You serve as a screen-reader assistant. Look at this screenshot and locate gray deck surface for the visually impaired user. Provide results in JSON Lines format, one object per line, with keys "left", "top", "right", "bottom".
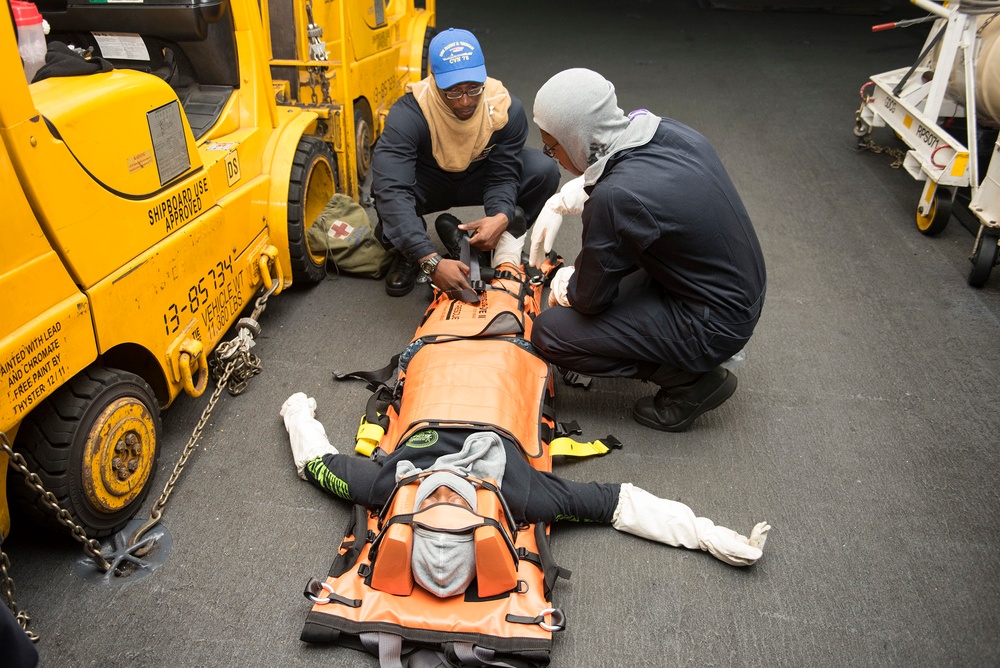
{"left": 5, "top": 1, "right": 1000, "bottom": 666}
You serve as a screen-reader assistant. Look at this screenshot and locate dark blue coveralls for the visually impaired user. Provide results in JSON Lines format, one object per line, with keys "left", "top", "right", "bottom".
{"left": 371, "top": 92, "right": 560, "bottom": 263}
{"left": 531, "top": 118, "right": 766, "bottom": 392}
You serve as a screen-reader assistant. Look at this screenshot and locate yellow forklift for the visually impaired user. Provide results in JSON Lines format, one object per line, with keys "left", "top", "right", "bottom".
{"left": 0, "top": 0, "right": 435, "bottom": 555}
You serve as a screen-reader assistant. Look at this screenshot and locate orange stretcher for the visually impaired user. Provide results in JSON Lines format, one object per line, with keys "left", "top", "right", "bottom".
{"left": 301, "top": 257, "right": 575, "bottom": 667}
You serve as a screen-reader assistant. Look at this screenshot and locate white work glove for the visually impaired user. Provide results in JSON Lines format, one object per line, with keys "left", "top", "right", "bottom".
{"left": 547, "top": 266, "right": 575, "bottom": 308}
{"left": 612, "top": 483, "right": 771, "bottom": 567}
{"left": 492, "top": 231, "right": 525, "bottom": 268}
{"left": 280, "top": 392, "right": 338, "bottom": 480}
{"left": 529, "top": 176, "right": 588, "bottom": 267}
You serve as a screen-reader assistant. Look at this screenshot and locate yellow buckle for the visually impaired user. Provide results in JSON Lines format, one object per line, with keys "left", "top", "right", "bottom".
{"left": 355, "top": 415, "right": 384, "bottom": 456}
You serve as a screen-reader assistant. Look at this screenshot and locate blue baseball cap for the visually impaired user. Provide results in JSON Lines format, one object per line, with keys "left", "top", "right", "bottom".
{"left": 429, "top": 28, "right": 487, "bottom": 90}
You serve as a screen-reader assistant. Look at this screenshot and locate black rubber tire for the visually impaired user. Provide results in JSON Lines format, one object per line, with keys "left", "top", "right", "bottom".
{"left": 287, "top": 135, "right": 338, "bottom": 284}
{"left": 421, "top": 25, "right": 437, "bottom": 79}
{"left": 10, "top": 367, "right": 161, "bottom": 538}
{"left": 916, "top": 188, "right": 953, "bottom": 236}
{"left": 354, "top": 98, "right": 374, "bottom": 184}
{"left": 968, "top": 231, "right": 999, "bottom": 288}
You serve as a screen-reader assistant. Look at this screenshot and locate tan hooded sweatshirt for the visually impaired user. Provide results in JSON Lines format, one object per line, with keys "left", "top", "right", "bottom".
{"left": 406, "top": 75, "right": 511, "bottom": 172}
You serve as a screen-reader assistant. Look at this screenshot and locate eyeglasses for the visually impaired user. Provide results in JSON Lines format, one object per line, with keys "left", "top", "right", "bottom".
{"left": 443, "top": 84, "right": 485, "bottom": 100}
{"left": 542, "top": 140, "right": 558, "bottom": 158}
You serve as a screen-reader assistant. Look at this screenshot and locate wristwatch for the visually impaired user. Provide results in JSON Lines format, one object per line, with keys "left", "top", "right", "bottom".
{"left": 420, "top": 253, "right": 443, "bottom": 276}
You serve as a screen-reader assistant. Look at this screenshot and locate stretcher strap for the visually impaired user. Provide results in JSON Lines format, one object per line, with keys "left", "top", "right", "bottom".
{"left": 330, "top": 505, "right": 370, "bottom": 577}
{"left": 333, "top": 354, "right": 400, "bottom": 386}
{"left": 548, "top": 435, "right": 622, "bottom": 458}
{"left": 360, "top": 631, "right": 403, "bottom": 668}
{"left": 452, "top": 642, "right": 521, "bottom": 667}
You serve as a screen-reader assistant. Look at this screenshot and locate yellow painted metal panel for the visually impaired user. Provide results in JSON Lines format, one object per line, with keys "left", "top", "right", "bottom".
{"left": 30, "top": 71, "right": 200, "bottom": 195}
{"left": 88, "top": 182, "right": 272, "bottom": 405}
{"left": 0, "top": 134, "right": 97, "bottom": 435}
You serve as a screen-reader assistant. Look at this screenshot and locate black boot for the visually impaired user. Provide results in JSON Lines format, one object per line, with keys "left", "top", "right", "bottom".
{"left": 384, "top": 252, "right": 419, "bottom": 297}
{"left": 632, "top": 367, "right": 737, "bottom": 432}
{"left": 435, "top": 213, "right": 465, "bottom": 260}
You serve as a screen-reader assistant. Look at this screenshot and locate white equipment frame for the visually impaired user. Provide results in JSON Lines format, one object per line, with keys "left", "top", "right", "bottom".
{"left": 856, "top": 0, "right": 1000, "bottom": 287}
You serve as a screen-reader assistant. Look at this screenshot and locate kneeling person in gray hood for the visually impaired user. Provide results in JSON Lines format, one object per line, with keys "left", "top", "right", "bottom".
{"left": 530, "top": 68, "right": 767, "bottom": 433}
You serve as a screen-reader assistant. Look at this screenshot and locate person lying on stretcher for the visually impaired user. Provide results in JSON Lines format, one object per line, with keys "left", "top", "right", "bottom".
{"left": 280, "top": 393, "right": 771, "bottom": 598}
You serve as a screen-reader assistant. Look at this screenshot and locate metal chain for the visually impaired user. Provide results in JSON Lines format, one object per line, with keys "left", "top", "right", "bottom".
{"left": 126, "top": 359, "right": 236, "bottom": 550}
{"left": 855, "top": 101, "right": 906, "bottom": 168}
{"left": 1, "top": 548, "right": 38, "bottom": 642}
{"left": 1, "top": 433, "right": 111, "bottom": 572}
{"left": 128, "top": 280, "right": 278, "bottom": 550}
{"left": 976, "top": 12, "right": 1000, "bottom": 36}
{"left": 305, "top": 0, "right": 333, "bottom": 105}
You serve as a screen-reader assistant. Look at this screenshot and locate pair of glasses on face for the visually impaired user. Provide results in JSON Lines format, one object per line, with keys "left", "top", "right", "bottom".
{"left": 444, "top": 84, "right": 485, "bottom": 100}
{"left": 542, "top": 140, "right": 558, "bottom": 158}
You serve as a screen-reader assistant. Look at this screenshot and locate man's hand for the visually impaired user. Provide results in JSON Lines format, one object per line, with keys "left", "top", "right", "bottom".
{"left": 430, "top": 258, "right": 472, "bottom": 293}
{"left": 459, "top": 213, "right": 508, "bottom": 250}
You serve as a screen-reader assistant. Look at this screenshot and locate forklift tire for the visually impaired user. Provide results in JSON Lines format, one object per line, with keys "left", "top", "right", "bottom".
{"left": 916, "top": 188, "right": 953, "bottom": 236}
{"left": 10, "top": 367, "right": 161, "bottom": 538}
{"left": 421, "top": 26, "right": 437, "bottom": 79}
{"left": 288, "top": 135, "right": 338, "bottom": 284}
{"left": 968, "top": 230, "right": 999, "bottom": 288}
{"left": 355, "top": 98, "right": 374, "bottom": 184}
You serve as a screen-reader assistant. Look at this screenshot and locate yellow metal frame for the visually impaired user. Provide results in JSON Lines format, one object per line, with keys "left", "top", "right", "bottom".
{"left": 0, "top": 0, "right": 432, "bottom": 540}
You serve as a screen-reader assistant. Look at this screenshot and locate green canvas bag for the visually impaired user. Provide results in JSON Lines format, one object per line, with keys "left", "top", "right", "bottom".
{"left": 307, "top": 194, "right": 394, "bottom": 279}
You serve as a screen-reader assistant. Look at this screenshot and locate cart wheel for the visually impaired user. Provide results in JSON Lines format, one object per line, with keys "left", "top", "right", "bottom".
{"left": 968, "top": 230, "right": 999, "bottom": 288}
{"left": 916, "top": 189, "right": 953, "bottom": 236}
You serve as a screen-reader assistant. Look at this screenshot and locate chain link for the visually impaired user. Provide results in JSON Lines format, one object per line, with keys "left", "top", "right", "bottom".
{"left": 1, "top": 433, "right": 111, "bottom": 572}
{"left": 128, "top": 280, "right": 277, "bottom": 550}
{"left": 1, "top": 548, "right": 38, "bottom": 642}
{"left": 977, "top": 12, "right": 1000, "bottom": 36}
{"left": 305, "top": 0, "right": 333, "bottom": 106}
{"left": 855, "top": 102, "right": 906, "bottom": 168}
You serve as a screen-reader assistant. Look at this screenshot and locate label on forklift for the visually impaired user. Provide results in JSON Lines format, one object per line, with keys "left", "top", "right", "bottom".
{"left": 147, "top": 101, "right": 190, "bottom": 186}
{"left": 128, "top": 150, "right": 154, "bottom": 174}
{"left": 92, "top": 32, "right": 148, "bottom": 60}
{"left": 147, "top": 176, "right": 210, "bottom": 232}
{"left": 162, "top": 252, "right": 248, "bottom": 343}
{"left": 205, "top": 142, "right": 237, "bottom": 151}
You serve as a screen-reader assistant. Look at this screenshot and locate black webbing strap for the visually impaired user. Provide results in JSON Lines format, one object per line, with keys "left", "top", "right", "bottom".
{"left": 302, "top": 577, "right": 362, "bottom": 608}
{"left": 364, "top": 387, "right": 390, "bottom": 430}
{"left": 533, "top": 523, "right": 571, "bottom": 599}
{"left": 330, "top": 504, "right": 370, "bottom": 577}
{"left": 332, "top": 353, "right": 400, "bottom": 387}
{"left": 453, "top": 235, "right": 482, "bottom": 304}
{"left": 515, "top": 547, "right": 541, "bottom": 569}
{"left": 360, "top": 631, "right": 404, "bottom": 668}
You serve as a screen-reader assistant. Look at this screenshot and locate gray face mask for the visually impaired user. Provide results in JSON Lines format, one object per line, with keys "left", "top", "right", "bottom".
{"left": 410, "top": 473, "right": 479, "bottom": 598}
{"left": 410, "top": 525, "right": 477, "bottom": 598}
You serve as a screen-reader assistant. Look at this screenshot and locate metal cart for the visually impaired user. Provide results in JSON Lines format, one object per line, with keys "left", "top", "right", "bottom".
{"left": 855, "top": 0, "right": 1000, "bottom": 287}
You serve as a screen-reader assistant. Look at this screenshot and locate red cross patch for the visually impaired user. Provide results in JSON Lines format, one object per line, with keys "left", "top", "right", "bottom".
{"left": 327, "top": 220, "right": 354, "bottom": 239}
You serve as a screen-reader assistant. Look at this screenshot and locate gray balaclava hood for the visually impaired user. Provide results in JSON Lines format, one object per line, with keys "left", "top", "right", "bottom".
{"left": 396, "top": 431, "right": 507, "bottom": 598}
{"left": 532, "top": 68, "right": 661, "bottom": 185}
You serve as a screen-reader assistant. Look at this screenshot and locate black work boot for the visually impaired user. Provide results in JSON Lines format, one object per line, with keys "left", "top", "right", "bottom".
{"left": 384, "top": 252, "right": 419, "bottom": 297}
{"left": 435, "top": 213, "right": 465, "bottom": 260}
{"left": 632, "top": 367, "right": 737, "bottom": 432}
